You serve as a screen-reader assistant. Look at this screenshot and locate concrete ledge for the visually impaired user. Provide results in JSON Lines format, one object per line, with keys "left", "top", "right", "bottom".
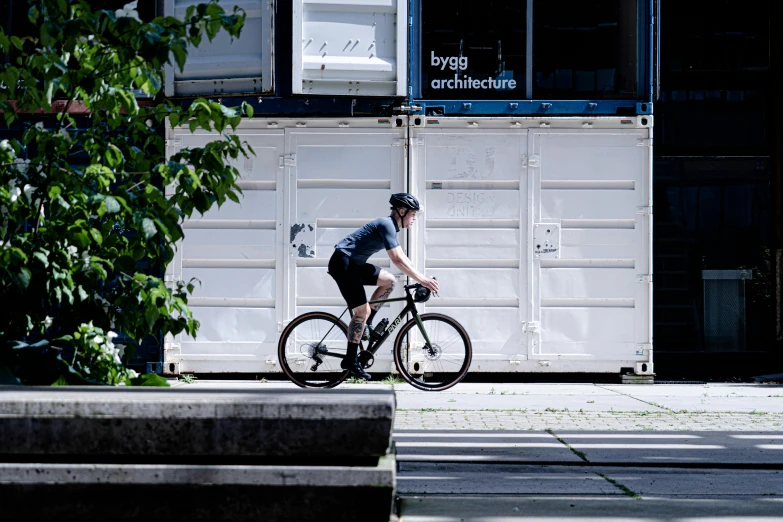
{"left": 0, "top": 456, "right": 395, "bottom": 522}
{"left": 0, "top": 387, "right": 395, "bottom": 459}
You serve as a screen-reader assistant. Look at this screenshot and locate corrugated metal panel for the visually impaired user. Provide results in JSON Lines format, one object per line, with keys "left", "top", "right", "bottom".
{"left": 164, "top": 0, "right": 274, "bottom": 96}
{"left": 410, "top": 119, "right": 529, "bottom": 372}
{"left": 292, "top": 0, "right": 407, "bottom": 96}
{"left": 410, "top": 116, "right": 653, "bottom": 373}
{"left": 285, "top": 121, "right": 408, "bottom": 371}
{"left": 165, "top": 119, "right": 406, "bottom": 374}
{"left": 530, "top": 126, "right": 651, "bottom": 371}
{"left": 164, "top": 126, "right": 285, "bottom": 373}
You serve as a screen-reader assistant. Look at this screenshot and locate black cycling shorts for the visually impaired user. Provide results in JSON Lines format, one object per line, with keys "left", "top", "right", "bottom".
{"left": 328, "top": 250, "right": 381, "bottom": 309}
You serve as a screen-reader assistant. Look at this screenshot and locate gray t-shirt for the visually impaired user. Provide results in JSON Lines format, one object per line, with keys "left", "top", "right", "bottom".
{"left": 335, "top": 216, "right": 400, "bottom": 265}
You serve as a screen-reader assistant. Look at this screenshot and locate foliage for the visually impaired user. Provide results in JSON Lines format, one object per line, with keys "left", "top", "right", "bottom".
{"left": 0, "top": 0, "right": 254, "bottom": 385}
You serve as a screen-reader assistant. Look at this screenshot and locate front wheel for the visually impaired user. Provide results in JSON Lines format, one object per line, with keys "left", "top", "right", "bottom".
{"left": 278, "top": 312, "right": 350, "bottom": 388}
{"left": 393, "top": 313, "right": 472, "bottom": 391}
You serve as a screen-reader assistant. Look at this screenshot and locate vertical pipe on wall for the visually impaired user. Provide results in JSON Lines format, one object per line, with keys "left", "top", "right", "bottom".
{"left": 526, "top": 0, "right": 533, "bottom": 99}
{"left": 773, "top": 0, "right": 783, "bottom": 342}
{"left": 654, "top": 0, "right": 660, "bottom": 101}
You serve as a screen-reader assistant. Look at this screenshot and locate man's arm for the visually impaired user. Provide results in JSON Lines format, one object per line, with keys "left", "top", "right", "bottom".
{"left": 387, "top": 246, "right": 440, "bottom": 292}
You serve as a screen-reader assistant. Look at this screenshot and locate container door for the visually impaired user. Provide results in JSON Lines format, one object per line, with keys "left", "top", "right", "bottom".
{"left": 165, "top": 127, "right": 284, "bottom": 374}
{"left": 528, "top": 128, "right": 652, "bottom": 371}
{"left": 409, "top": 119, "right": 529, "bottom": 372}
{"left": 284, "top": 121, "right": 407, "bottom": 371}
{"left": 164, "top": 0, "right": 274, "bottom": 96}
{"left": 292, "top": 0, "right": 407, "bottom": 96}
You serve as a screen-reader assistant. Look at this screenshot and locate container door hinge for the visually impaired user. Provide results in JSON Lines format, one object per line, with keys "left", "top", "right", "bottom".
{"left": 279, "top": 153, "right": 296, "bottom": 167}
{"left": 392, "top": 138, "right": 405, "bottom": 146}
{"left": 636, "top": 206, "right": 652, "bottom": 216}
{"left": 637, "top": 138, "right": 653, "bottom": 147}
{"left": 523, "top": 321, "right": 539, "bottom": 333}
{"left": 636, "top": 274, "right": 652, "bottom": 283}
{"left": 165, "top": 139, "right": 182, "bottom": 148}
{"left": 527, "top": 155, "right": 540, "bottom": 168}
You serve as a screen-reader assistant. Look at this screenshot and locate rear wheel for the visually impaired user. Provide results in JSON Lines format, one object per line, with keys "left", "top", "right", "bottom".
{"left": 393, "top": 313, "right": 472, "bottom": 391}
{"left": 278, "top": 312, "right": 350, "bottom": 388}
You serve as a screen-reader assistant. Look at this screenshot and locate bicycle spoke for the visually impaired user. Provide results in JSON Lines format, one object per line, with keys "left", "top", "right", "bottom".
{"left": 279, "top": 312, "right": 349, "bottom": 388}
{"left": 395, "top": 314, "right": 472, "bottom": 391}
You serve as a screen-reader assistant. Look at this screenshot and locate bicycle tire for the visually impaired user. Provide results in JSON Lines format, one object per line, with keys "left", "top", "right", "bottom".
{"left": 278, "top": 311, "right": 350, "bottom": 388}
{"left": 393, "top": 313, "right": 472, "bottom": 391}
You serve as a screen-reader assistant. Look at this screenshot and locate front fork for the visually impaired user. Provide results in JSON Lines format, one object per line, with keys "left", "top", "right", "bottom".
{"left": 414, "top": 313, "right": 434, "bottom": 354}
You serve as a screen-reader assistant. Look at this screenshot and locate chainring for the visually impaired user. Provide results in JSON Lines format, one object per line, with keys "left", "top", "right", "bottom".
{"left": 357, "top": 350, "right": 375, "bottom": 369}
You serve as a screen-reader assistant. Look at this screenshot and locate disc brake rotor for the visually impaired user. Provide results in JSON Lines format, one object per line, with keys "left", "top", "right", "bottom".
{"left": 423, "top": 344, "right": 442, "bottom": 361}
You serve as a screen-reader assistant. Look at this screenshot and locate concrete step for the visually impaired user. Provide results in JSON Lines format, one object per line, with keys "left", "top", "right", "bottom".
{"left": 0, "top": 386, "right": 397, "bottom": 522}
{"left": 0, "top": 457, "right": 395, "bottom": 522}
{"left": 0, "top": 387, "right": 395, "bottom": 461}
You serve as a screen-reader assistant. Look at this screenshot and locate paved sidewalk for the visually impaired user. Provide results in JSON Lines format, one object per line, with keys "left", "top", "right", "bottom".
{"left": 175, "top": 380, "right": 783, "bottom": 431}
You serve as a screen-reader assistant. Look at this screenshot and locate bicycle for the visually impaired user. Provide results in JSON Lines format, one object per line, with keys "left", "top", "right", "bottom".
{"left": 277, "top": 281, "right": 472, "bottom": 391}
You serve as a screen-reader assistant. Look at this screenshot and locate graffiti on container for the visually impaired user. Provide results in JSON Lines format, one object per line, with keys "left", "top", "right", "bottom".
{"left": 447, "top": 146, "right": 495, "bottom": 179}
{"left": 290, "top": 223, "right": 315, "bottom": 258}
{"left": 446, "top": 191, "right": 497, "bottom": 218}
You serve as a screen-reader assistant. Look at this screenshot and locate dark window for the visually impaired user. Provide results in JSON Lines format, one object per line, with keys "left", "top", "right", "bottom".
{"left": 532, "top": 0, "right": 638, "bottom": 99}
{"left": 653, "top": 158, "right": 775, "bottom": 352}
{"left": 419, "top": 0, "right": 528, "bottom": 100}
{"left": 662, "top": 0, "right": 769, "bottom": 78}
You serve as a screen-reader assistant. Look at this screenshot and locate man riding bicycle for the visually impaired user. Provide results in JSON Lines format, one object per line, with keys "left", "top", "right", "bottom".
{"left": 328, "top": 193, "right": 440, "bottom": 380}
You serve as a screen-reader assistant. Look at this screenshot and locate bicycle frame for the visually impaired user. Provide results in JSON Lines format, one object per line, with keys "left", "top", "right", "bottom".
{"left": 321, "top": 288, "right": 433, "bottom": 361}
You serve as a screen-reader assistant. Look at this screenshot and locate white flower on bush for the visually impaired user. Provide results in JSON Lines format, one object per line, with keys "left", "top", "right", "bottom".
{"left": 115, "top": 1, "right": 140, "bottom": 22}
{"left": 9, "top": 186, "right": 21, "bottom": 203}
{"left": 13, "top": 158, "right": 29, "bottom": 174}
{"left": 23, "top": 184, "right": 36, "bottom": 204}
{"left": 34, "top": 122, "right": 48, "bottom": 133}
{"left": 44, "top": 316, "right": 53, "bottom": 328}
{"left": 0, "top": 139, "right": 13, "bottom": 153}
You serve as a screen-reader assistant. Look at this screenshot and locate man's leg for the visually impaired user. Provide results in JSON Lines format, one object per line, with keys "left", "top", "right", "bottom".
{"left": 367, "top": 270, "right": 396, "bottom": 326}
{"left": 342, "top": 303, "right": 371, "bottom": 378}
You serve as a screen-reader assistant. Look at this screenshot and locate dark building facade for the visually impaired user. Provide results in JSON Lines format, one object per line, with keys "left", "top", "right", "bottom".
{"left": 653, "top": 0, "right": 782, "bottom": 376}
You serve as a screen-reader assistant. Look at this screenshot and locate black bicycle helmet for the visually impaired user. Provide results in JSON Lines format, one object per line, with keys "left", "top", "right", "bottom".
{"left": 389, "top": 193, "right": 421, "bottom": 211}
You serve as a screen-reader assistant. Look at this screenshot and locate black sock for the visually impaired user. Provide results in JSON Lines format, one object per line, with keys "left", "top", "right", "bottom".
{"left": 345, "top": 342, "right": 359, "bottom": 363}
{"left": 367, "top": 309, "right": 377, "bottom": 326}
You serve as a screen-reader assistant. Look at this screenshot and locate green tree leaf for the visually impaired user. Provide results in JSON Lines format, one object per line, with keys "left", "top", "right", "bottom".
{"left": 0, "top": 0, "right": 249, "bottom": 387}
{"left": 128, "top": 373, "right": 170, "bottom": 387}
{"left": 141, "top": 218, "right": 156, "bottom": 239}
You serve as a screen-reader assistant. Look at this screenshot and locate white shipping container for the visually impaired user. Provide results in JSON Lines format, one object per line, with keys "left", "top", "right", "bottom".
{"left": 165, "top": 116, "right": 653, "bottom": 376}
{"left": 164, "top": 0, "right": 274, "bottom": 96}
{"left": 409, "top": 117, "right": 653, "bottom": 374}
{"left": 292, "top": 0, "right": 407, "bottom": 96}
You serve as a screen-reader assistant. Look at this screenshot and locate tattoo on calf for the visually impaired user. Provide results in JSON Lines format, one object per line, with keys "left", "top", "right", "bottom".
{"left": 371, "top": 280, "right": 396, "bottom": 311}
{"left": 348, "top": 316, "right": 365, "bottom": 343}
